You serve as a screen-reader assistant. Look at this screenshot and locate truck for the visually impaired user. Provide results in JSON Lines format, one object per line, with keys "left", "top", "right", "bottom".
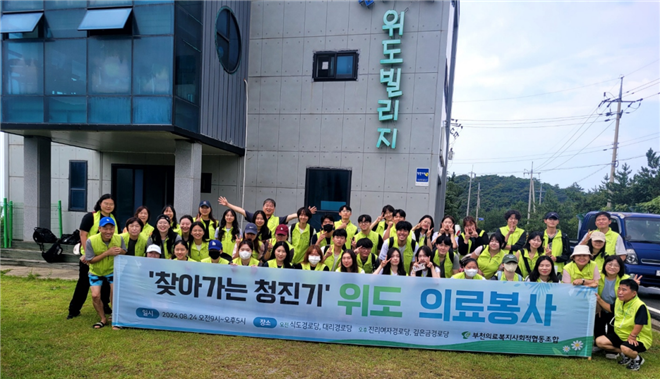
{"left": 576, "top": 211, "right": 660, "bottom": 288}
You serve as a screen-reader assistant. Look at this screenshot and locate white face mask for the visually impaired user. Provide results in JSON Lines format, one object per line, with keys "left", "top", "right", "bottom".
{"left": 239, "top": 250, "right": 252, "bottom": 260}
{"left": 504, "top": 263, "right": 518, "bottom": 273}
{"left": 464, "top": 269, "right": 478, "bottom": 278}
{"left": 308, "top": 255, "right": 321, "bottom": 265}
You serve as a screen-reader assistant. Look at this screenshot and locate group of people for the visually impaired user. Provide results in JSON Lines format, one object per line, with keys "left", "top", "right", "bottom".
{"left": 66, "top": 194, "right": 652, "bottom": 370}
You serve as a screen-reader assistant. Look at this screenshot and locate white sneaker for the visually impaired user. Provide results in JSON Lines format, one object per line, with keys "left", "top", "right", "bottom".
{"left": 605, "top": 353, "right": 619, "bottom": 360}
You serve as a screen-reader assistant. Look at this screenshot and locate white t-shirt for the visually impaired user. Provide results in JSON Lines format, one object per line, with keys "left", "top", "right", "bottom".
{"left": 378, "top": 241, "right": 418, "bottom": 262}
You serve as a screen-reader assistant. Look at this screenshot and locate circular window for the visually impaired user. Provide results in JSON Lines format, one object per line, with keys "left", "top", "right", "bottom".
{"left": 215, "top": 7, "right": 241, "bottom": 74}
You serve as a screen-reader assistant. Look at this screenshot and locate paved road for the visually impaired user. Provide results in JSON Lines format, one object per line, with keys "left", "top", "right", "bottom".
{"left": 639, "top": 286, "right": 660, "bottom": 321}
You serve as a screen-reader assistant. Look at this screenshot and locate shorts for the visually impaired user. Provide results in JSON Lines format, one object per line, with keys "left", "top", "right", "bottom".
{"left": 89, "top": 273, "right": 114, "bottom": 287}
{"left": 604, "top": 332, "right": 647, "bottom": 353}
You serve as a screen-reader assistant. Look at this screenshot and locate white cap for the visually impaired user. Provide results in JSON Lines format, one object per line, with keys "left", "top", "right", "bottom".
{"left": 570, "top": 244, "right": 591, "bottom": 257}
{"left": 146, "top": 244, "right": 161, "bottom": 254}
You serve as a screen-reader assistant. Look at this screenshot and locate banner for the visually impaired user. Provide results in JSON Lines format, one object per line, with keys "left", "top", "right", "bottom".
{"left": 113, "top": 256, "right": 596, "bottom": 357}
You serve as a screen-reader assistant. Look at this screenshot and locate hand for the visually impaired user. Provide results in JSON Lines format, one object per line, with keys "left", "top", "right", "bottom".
{"left": 550, "top": 255, "right": 557, "bottom": 262}
{"left": 632, "top": 274, "right": 642, "bottom": 285}
{"left": 338, "top": 222, "right": 348, "bottom": 230}
{"left": 498, "top": 264, "right": 504, "bottom": 271}
{"left": 108, "top": 247, "right": 123, "bottom": 256}
{"left": 379, "top": 258, "right": 391, "bottom": 268}
{"left": 572, "top": 279, "right": 583, "bottom": 286}
{"left": 413, "top": 223, "right": 421, "bottom": 231}
{"left": 267, "top": 241, "right": 273, "bottom": 252}
{"left": 376, "top": 214, "right": 384, "bottom": 223}
{"left": 545, "top": 247, "right": 552, "bottom": 256}
{"left": 628, "top": 336, "right": 639, "bottom": 346}
{"left": 426, "top": 229, "right": 432, "bottom": 238}
{"left": 308, "top": 206, "right": 317, "bottom": 215}
{"left": 387, "top": 221, "right": 394, "bottom": 229}
{"left": 316, "top": 235, "right": 324, "bottom": 245}
{"left": 235, "top": 237, "right": 242, "bottom": 245}
{"left": 471, "top": 230, "right": 479, "bottom": 238}
{"left": 509, "top": 226, "right": 516, "bottom": 234}
{"left": 426, "top": 261, "right": 434, "bottom": 269}
{"left": 351, "top": 239, "right": 357, "bottom": 250}
{"left": 581, "top": 230, "right": 592, "bottom": 245}
{"left": 80, "top": 256, "right": 90, "bottom": 265}
{"left": 218, "top": 196, "right": 229, "bottom": 206}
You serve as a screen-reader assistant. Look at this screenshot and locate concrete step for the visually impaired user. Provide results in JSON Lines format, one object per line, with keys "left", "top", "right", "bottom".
{"left": 11, "top": 240, "right": 77, "bottom": 255}
{"left": 1, "top": 247, "right": 80, "bottom": 264}
{"left": 1, "top": 257, "right": 77, "bottom": 270}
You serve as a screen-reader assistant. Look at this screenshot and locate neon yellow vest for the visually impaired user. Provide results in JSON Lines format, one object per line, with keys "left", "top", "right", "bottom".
{"left": 518, "top": 249, "right": 539, "bottom": 279}
{"left": 604, "top": 229, "right": 619, "bottom": 256}
{"left": 142, "top": 222, "right": 154, "bottom": 237}
{"left": 598, "top": 273, "right": 630, "bottom": 297}
{"left": 120, "top": 232, "right": 148, "bottom": 257}
{"left": 374, "top": 220, "right": 387, "bottom": 237}
{"left": 323, "top": 247, "right": 343, "bottom": 271}
{"left": 614, "top": 296, "right": 653, "bottom": 348}
{"left": 388, "top": 236, "right": 415, "bottom": 274}
{"left": 266, "top": 215, "right": 280, "bottom": 236}
{"left": 233, "top": 257, "right": 259, "bottom": 266}
{"left": 201, "top": 257, "right": 229, "bottom": 265}
{"left": 217, "top": 227, "right": 238, "bottom": 258}
{"left": 460, "top": 230, "right": 485, "bottom": 255}
{"left": 432, "top": 249, "right": 454, "bottom": 278}
{"left": 355, "top": 230, "right": 380, "bottom": 256}
{"left": 189, "top": 241, "right": 209, "bottom": 262}
{"left": 82, "top": 212, "right": 118, "bottom": 255}
{"left": 356, "top": 253, "right": 376, "bottom": 274}
{"left": 543, "top": 229, "right": 565, "bottom": 273}
{"left": 88, "top": 234, "right": 122, "bottom": 276}
{"left": 335, "top": 220, "right": 358, "bottom": 249}
{"left": 266, "top": 259, "right": 288, "bottom": 268}
{"left": 173, "top": 257, "right": 198, "bottom": 262}
{"left": 496, "top": 271, "right": 523, "bottom": 281}
{"left": 563, "top": 261, "right": 597, "bottom": 282}
{"left": 299, "top": 262, "right": 327, "bottom": 271}
{"left": 500, "top": 226, "right": 525, "bottom": 249}
{"left": 477, "top": 246, "right": 507, "bottom": 279}
{"left": 290, "top": 224, "right": 312, "bottom": 264}
{"left": 451, "top": 272, "right": 485, "bottom": 280}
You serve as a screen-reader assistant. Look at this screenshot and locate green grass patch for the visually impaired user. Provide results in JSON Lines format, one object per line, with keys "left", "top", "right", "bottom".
{"left": 1, "top": 274, "right": 659, "bottom": 379}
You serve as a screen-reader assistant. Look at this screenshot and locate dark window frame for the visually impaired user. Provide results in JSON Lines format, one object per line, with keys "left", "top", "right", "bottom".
{"left": 312, "top": 51, "right": 358, "bottom": 82}
{"left": 201, "top": 172, "right": 212, "bottom": 193}
{"left": 304, "top": 167, "right": 352, "bottom": 231}
{"left": 214, "top": 6, "right": 241, "bottom": 74}
{"left": 68, "top": 160, "right": 88, "bottom": 211}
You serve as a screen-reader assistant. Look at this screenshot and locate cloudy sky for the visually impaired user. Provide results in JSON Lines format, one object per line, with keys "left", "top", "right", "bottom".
{"left": 449, "top": 0, "right": 660, "bottom": 191}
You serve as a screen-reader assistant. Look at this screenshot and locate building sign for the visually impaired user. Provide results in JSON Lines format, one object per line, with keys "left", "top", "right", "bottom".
{"left": 376, "top": 10, "right": 405, "bottom": 149}
{"left": 415, "top": 168, "right": 429, "bottom": 187}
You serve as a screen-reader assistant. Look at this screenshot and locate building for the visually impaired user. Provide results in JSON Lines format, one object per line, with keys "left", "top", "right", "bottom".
{"left": 1, "top": 0, "right": 459, "bottom": 240}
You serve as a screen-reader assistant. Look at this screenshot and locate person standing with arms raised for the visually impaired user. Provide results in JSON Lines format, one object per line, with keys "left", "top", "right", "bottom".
{"left": 218, "top": 196, "right": 316, "bottom": 237}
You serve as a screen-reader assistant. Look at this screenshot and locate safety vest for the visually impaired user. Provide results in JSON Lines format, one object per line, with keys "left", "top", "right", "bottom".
{"left": 432, "top": 249, "right": 454, "bottom": 278}
{"left": 357, "top": 253, "right": 377, "bottom": 274}
{"left": 142, "top": 222, "right": 155, "bottom": 237}
{"left": 477, "top": 246, "right": 507, "bottom": 279}
{"left": 500, "top": 226, "right": 525, "bottom": 249}
{"left": 354, "top": 230, "right": 380, "bottom": 256}
{"left": 269, "top": 238, "right": 292, "bottom": 254}
{"left": 517, "top": 249, "right": 539, "bottom": 279}
{"left": 323, "top": 246, "right": 343, "bottom": 271}
{"left": 495, "top": 271, "right": 523, "bottom": 281}
{"left": 233, "top": 257, "right": 259, "bottom": 266}
{"left": 174, "top": 257, "right": 198, "bottom": 262}
{"left": 266, "top": 259, "right": 289, "bottom": 269}
{"left": 563, "top": 261, "right": 597, "bottom": 282}
{"left": 604, "top": 229, "right": 620, "bottom": 256}
{"left": 299, "top": 262, "right": 327, "bottom": 271}
{"left": 451, "top": 272, "right": 485, "bottom": 280}
{"left": 592, "top": 251, "right": 615, "bottom": 273}
{"left": 313, "top": 233, "right": 333, "bottom": 248}
{"left": 120, "top": 232, "right": 148, "bottom": 257}
{"left": 201, "top": 257, "right": 230, "bottom": 265}
{"left": 459, "top": 230, "right": 485, "bottom": 255}
{"left": 388, "top": 236, "right": 416, "bottom": 274}
{"left": 266, "top": 215, "right": 280, "bottom": 236}
{"left": 388, "top": 225, "right": 414, "bottom": 241}
{"left": 373, "top": 220, "right": 387, "bottom": 237}
{"left": 614, "top": 296, "right": 653, "bottom": 349}
{"left": 217, "top": 227, "right": 238, "bottom": 258}
{"left": 335, "top": 220, "right": 358, "bottom": 249}
{"left": 598, "top": 273, "right": 631, "bottom": 297}
{"left": 335, "top": 267, "right": 365, "bottom": 274}
{"left": 194, "top": 217, "right": 217, "bottom": 240}
{"left": 88, "top": 233, "right": 122, "bottom": 277}
{"left": 290, "top": 223, "right": 312, "bottom": 264}
{"left": 82, "top": 212, "right": 118, "bottom": 256}
{"left": 543, "top": 229, "right": 565, "bottom": 273}
{"left": 189, "top": 241, "right": 210, "bottom": 262}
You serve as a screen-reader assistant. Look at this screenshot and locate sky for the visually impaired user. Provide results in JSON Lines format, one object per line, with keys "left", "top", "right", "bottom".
{"left": 449, "top": 0, "right": 660, "bottom": 191}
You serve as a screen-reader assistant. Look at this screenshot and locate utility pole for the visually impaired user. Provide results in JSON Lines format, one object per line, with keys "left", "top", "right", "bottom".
{"left": 466, "top": 165, "right": 475, "bottom": 217}
{"left": 524, "top": 163, "right": 540, "bottom": 221}
{"left": 538, "top": 175, "right": 543, "bottom": 205}
{"left": 607, "top": 76, "right": 624, "bottom": 209}
{"left": 475, "top": 182, "right": 481, "bottom": 223}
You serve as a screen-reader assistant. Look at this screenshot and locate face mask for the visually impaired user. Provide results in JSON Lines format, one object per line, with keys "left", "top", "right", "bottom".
{"left": 464, "top": 269, "right": 478, "bottom": 278}
{"left": 308, "top": 256, "right": 321, "bottom": 265}
{"left": 323, "top": 224, "right": 334, "bottom": 232}
{"left": 504, "top": 263, "right": 518, "bottom": 272}
{"left": 239, "top": 250, "right": 252, "bottom": 260}
{"left": 209, "top": 251, "right": 221, "bottom": 260}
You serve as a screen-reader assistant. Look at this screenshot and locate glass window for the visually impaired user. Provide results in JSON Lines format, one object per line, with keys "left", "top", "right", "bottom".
{"left": 0, "top": 13, "right": 43, "bottom": 33}
{"left": 88, "top": 96, "right": 130, "bottom": 124}
{"left": 175, "top": 5, "right": 201, "bottom": 50}
{"left": 215, "top": 7, "right": 241, "bottom": 74}
{"left": 4, "top": 41, "right": 44, "bottom": 95}
{"left": 88, "top": 37, "right": 131, "bottom": 94}
{"left": 69, "top": 161, "right": 87, "bottom": 211}
{"left": 133, "top": 96, "right": 172, "bottom": 124}
{"left": 47, "top": 97, "right": 86, "bottom": 123}
{"left": 336, "top": 55, "right": 354, "bottom": 76}
{"left": 133, "top": 36, "right": 172, "bottom": 95}
{"left": 3, "top": 0, "right": 43, "bottom": 12}
{"left": 45, "top": 9, "right": 87, "bottom": 38}
{"left": 304, "top": 168, "right": 352, "bottom": 231}
{"left": 177, "top": 0, "right": 201, "bottom": 23}
{"left": 46, "top": 39, "right": 86, "bottom": 95}
{"left": 2, "top": 96, "right": 43, "bottom": 122}
{"left": 78, "top": 8, "right": 132, "bottom": 30}
{"left": 88, "top": 0, "right": 132, "bottom": 8}
{"left": 45, "top": 0, "right": 86, "bottom": 9}
{"left": 174, "top": 97, "right": 198, "bottom": 132}
{"left": 136, "top": 0, "right": 173, "bottom": 3}
{"left": 313, "top": 51, "right": 358, "bottom": 81}
{"left": 133, "top": 4, "right": 174, "bottom": 35}
{"left": 174, "top": 35, "right": 199, "bottom": 104}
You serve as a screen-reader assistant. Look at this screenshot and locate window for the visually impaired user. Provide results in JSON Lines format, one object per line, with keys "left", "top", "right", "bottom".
{"left": 69, "top": 161, "right": 87, "bottom": 211}
{"left": 4, "top": 41, "right": 44, "bottom": 95}
{"left": 0, "top": 12, "right": 43, "bottom": 33}
{"left": 88, "top": 37, "right": 131, "bottom": 94}
{"left": 201, "top": 173, "right": 212, "bottom": 193}
{"left": 304, "top": 168, "right": 352, "bottom": 230}
{"left": 215, "top": 7, "right": 241, "bottom": 74}
{"left": 45, "top": 9, "right": 87, "bottom": 38}
{"left": 88, "top": 96, "right": 130, "bottom": 124}
{"left": 133, "top": 4, "right": 174, "bottom": 35}
{"left": 312, "top": 51, "right": 358, "bottom": 81}
{"left": 78, "top": 8, "right": 132, "bottom": 31}
{"left": 133, "top": 36, "right": 173, "bottom": 95}
{"left": 46, "top": 39, "right": 86, "bottom": 95}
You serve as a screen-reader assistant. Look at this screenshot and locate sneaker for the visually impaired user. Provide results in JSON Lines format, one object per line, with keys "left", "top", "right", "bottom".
{"left": 66, "top": 311, "right": 80, "bottom": 320}
{"left": 618, "top": 354, "right": 632, "bottom": 366}
{"left": 605, "top": 353, "right": 619, "bottom": 360}
{"left": 592, "top": 345, "right": 602, "bottom": 353}
{"left": 626, "top": 356, "right": 644, "bottom": 371}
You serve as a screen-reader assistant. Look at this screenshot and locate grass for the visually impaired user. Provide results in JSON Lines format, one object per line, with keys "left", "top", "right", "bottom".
{"left": 1, "top": 274, "right": 660, "bottom": 379}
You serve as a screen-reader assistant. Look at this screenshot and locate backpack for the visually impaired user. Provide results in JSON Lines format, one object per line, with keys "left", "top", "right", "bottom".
{"left": 41, "top": 242, "right": 64, "bottom": 263}
{"left": 33, "top": 227, "right": 57, "bottom": 246}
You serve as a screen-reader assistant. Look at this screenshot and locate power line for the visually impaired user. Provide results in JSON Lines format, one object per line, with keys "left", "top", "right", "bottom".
{"left": 572, "top": 165, "right": 611, "bottom": 185}
{"left": 545, "top": 121, "right": 616, "bottom": 171}
{"left": 623, "top": 59, "right": 660, "bottom": 77}
{"left": 624, "top": 78, "right": 660, "bottom": 94}
{"left": 457, "top": 113, "right": 602, "bottom": 123}
{"left": 463, "top": 120, "right": 609, "bottom": 129}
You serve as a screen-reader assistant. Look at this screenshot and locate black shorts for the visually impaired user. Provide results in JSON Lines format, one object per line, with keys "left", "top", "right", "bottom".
{"left": 604, "top": 332, "right": 647, "bottom": 353}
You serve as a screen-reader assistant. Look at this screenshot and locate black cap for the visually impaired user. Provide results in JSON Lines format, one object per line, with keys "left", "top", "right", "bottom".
{"left": 544, "top": 212, "right": 559, "bottom": 220}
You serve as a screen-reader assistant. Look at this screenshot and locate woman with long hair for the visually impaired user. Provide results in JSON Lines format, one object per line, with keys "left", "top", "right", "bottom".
{"left": 195, "top": 200, "right": 219, "bottom": 240}
{"left": 411, "top": 246, "right": 441, "bottom": 278}
{"left": 147, "top": 214, "right": 181, "bottom": 259}
{"left": 525, "top": 256, "right": 560, "bottom": 283}
{"left": 337, "top": 249, "right": 363, "bottom": 273}
{"left": 216, "top": 209, "right": 241, "bottom": 258}
{"left": 294, "top": 245, "right": 328, "bottom": 271}
{"left": 162, "top": 205, "right": 179, "bottom": 231}
{"left": 374, "top": 247, "right": 407, "bottom": 276}
{"left": 516, "top": 231, "right": 545, "bottom": 279}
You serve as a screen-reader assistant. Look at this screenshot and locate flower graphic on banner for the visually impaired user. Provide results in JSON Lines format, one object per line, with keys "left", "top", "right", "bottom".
{"left": 571, "top": 340, "right": 584, "bottom": 351}
{"left": 562, "top": 346, "right": 571, "bottom": 353}
{"left": 524, "top": 282, "right": 552, "bottom": 297}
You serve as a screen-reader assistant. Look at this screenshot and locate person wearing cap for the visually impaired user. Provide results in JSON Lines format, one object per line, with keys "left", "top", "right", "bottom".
{"left": 562, "top": 245, "right": 599, "bottom": 287}
{"left": 232, "top": 223, "right": 264, "bottom": 260}
{"left": 595, "top": 278, "right": 652, "bottom": 371}
{"left": 587, "top": 231, "right": 613, "bottom": 271}
{"left": 354, "top": 214, "right": 383, "bottom": 257}
{"left": 470, "top": 232, "right": 508, "bottom": 279}
{"left": 84, "top": 216, "right": 126, "bottom": 329}
{"left": 195, "top": 201, "right": 219, "bottom": 241}
{"left": 67, "top": 194, "right": 115, "bottom": 320}
{"left": 188, "top": 221, "right": 210, "bottom": 261}
{"left": 145, "top": 244, "right": 162, "bottom": 259}
{"left": 542, "top": 211, "right": 571, "bottom": 275}
{"left": 335, "top": 205, "right": 358, "bottom": 249}
{"left": 451, "top": 258, "right": 486, "bottom": 280}
{"left": 289, "top": 207, "right": 316, "bottom": 265}
{"left": 492, "top": 254, "right": 523, "bottom": 281}
{"left": 201, "top": 240, "right": 232, "bottom": 264}
{"left": 355, "top": 238, "right": 380, "bottom": 274}
{"left": 580, "top": 211, "right": 627, "bottom": 261}
{"left": 218, "top": 196, "right": 317, "bottom": 237}
{"left": 499, "top": 209, "right": 526, "bottom": 253}
{"left": 146, "top": 214, "right": 182, "bottom": 260}
{"left": 265, "top": 224, "right": 294, "bottom": 261}
{"left": 120, "top": 217, "right": 148, "bottom": 257}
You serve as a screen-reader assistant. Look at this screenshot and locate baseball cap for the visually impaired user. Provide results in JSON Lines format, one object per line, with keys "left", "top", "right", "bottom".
{"left": 99, "top": 217, "right": 115, "bottom": 227}
{"left": 590, "top": 231, "right": 606, "bottom": 242}
{"left": 544, "top": 212, "right": 559, "bottom": 220}
{"left": 570, "top": 245, "right": 591, "bottom": 257}
{"left": 199, "top": 200, "right": 211, "bottom": 208}
{"left": 502, "top": 254, "right": 518, "bottom": 264}
{"left": 208, "top": 240, "right": 223, "bottom": 252}
{"left": 275, "top": 224, "right": 288, "bottom": 236}
{"left": 244, "top": 223, "right": 258, "bottom": 235}
{"left": 146, "top": 244, "right": 162, "bottom": 254}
